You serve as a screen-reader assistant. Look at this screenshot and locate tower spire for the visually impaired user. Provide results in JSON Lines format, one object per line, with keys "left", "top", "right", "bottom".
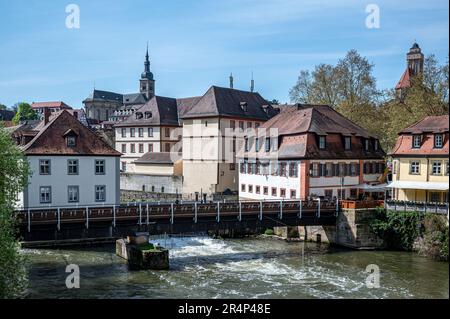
{"left": 229, "top": 73, "right": 234, "bottom": 89}
{"left": 250, "top": 71, "right": 254, "bottom": 92}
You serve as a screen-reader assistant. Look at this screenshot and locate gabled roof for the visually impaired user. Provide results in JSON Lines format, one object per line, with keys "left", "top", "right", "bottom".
{"left": 181, "top": 86, "right": 277, "bottom": 120}
{"left": 134, "top": 152, "right": 181, "bottom": 164}
{"left": 399, "top": 115, "right": 449, "bottom": 134}
{"left": 31, "top": 101, "right": 72, "bottom": 109}
{"left": 395, "top": 68, "right": 411, "bottom": 90}
{"left": 22, "top": 110, "right": 121, "bottom": 156}
{"left": 83, "top": 89, "right": 148, "bottom": 106}
{"left": 123, "top": 93, "right": 147, "bottom": 105}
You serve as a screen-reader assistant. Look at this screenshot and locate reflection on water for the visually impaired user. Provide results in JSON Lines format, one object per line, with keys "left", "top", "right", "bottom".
{"left": 23, "top": 236, "right": 449, "bottom": 299}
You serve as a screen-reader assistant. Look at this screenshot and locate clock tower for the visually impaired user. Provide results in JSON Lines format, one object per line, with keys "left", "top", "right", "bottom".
{"left": 140, "top": 44, "right": 155, "bottom": 100}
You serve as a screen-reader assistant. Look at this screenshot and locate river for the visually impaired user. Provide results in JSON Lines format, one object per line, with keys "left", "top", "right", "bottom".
{"left": 22, "top": 236, "right": 449, "bottom": 299}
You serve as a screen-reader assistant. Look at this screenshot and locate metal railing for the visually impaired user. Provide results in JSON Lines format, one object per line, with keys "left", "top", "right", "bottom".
{"left": 385, "top": 200, "right": 449, "bottom": 215}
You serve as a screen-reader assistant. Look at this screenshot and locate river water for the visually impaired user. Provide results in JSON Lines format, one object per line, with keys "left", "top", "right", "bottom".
{"left": 22, "top": 236, "right": 449, "bottom": 299}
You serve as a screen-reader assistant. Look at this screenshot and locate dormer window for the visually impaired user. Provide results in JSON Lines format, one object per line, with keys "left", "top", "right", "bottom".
{"left": 66, "top": 136, "right": 76, "bottom": 147}
{"left": 318, "top": 136, "right": 326, "bottom": 150}
{"left": 413, "top": 135, "right": 422, "bottom": 148}
{"left": 144, "top": 111, "right": 152, "bottom": 119}
{"left": 374, "top": 139, "right": 378, "bottom": 151}
{"left": 135, "top": 112, "right": 143, "bottom": 119}
{"left": 434, "top": 134, "right": 444, "bottom": 148}
{"left": 364, "top": 139, "right": 369, "bottom": 151}
{"left": 240, "top": 102, "right": 248, "bottom": 112}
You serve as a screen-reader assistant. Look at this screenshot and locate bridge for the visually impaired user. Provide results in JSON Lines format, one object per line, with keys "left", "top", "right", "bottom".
{"left": 15, "top": 199, "right": 338, "bottom": 242}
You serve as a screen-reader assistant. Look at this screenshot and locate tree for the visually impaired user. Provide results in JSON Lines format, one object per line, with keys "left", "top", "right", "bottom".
{"left": 0, "top": 103, "right": 7, "bottom": 110}
{"left": 269, "top": 99, "right": 280, "bottom": 105}
{"left": 12, "top": 103, "right": 38, "bottom": 125}
{"left": 0, "top": 125, "right": 30, "bottom": 298}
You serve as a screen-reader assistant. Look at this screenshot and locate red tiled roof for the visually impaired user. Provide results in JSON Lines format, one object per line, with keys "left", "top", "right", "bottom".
{"left": 31, "top": 101, "right": 72, "bottom": 109}
{"left": 22, "top": 110, "right": 121, "bottom": 156}
{"left": 395, "top": 68, "right": 411, "bottom": 90}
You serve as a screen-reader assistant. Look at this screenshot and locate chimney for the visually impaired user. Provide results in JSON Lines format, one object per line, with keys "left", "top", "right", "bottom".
{"left": 44, "top": 107, "right": 51, "bottom": 125}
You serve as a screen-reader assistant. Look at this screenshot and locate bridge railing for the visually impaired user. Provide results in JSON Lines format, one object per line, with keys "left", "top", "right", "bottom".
{"left": 384, "top": 200, "right": 449, "bottom": 215}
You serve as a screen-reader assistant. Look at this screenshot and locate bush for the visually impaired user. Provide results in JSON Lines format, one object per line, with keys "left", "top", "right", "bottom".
{"left": 288, "top": 227, "right": 299, "bottom": 238}
{"left": 264, "top": 229, "right": 274, "bottom": 236}
{"left": 138, "top": 243, "right": 155, "bottom": 251}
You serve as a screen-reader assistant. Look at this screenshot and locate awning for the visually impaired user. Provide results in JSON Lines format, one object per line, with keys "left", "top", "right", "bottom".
{"left": 355, "top": 183, "right": 388, "bottom": 192}
{"left": 387, "top": 181, "right": 449, "bottom": 191}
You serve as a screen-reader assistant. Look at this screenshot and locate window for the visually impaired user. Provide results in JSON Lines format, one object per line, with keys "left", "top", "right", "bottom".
{"left": 130, "top": 128, "right": 135, "bottom": 137}
{"left": 247, "top": 122, "right": 252, "bottom": 129}
{"left": 230, "top": 120, "right": 235, "bottom": 130}
{"left": 319, "top": 136, "right": 326, "bottom": 149}
{"left": 204, "top": 121, "right": 208, "bottom": 127}
{"left": 39, "top": 186, "right": 51, "bottom": 203}
{"left": 239, "top": 121, "right": 244, "bottom": 130}
{"left": 338, "top": 188, "right": 346, "bottom": 199}
{"left": 434, "top": 134, "right": 444, "bottom": 148}
{"left": 310, "top": 163, "right": 319, "bottom": 177}
{"left": 290, "top": 189, "right": 296, "bottom": 198}
{"left": 430, "top": 192, "right": 441, "bottom": 203}
{"left": 95, "top": 185, "right": 106, "bottom": 202}
{"left": 256, "top": 186, "right": 260, "bottom": 194}
{"left": 151, "top": 186, "right": 155, "bottom": 192}
{"left": 271, "top": 187, "right": 277, "bottom": 196}
{"left": 148, "top": 144, "right": 153, "bottom": 152}
{"left": 229, "top": 163, "right": 235, "bottom": 171}
{"left": 121, "top": 144, "right": 126, "bottom": 153}
{"left": 148, "top": 128, "right": 153, "bottom": 137}
{"left": 350, "top": 163, "right": 357, "bottom": 176}
{"left": 241, "top": 184, "right": 246, "bottom": 192}
{"left": 67, "top": 159, "right": 78, "bottom": 175}
{"left": 265, "top": 137, "right": 271, "bottom": 152}
{"left": 161, "top": 186, "right": 165, "bottom": 193}
{"left": 255, "top": 138, "right": 260, "bottom": 152}
{"left": 66, "top": 136, "right": 76, "bottom": 147}
{"left": 280, "top": 188, "right": 286, "bottom": 198}
{"left": 121, "top": 128, "right": 126, "bottom": 138}
{"left": 121, "top": 161, "right": 127, "bottom": 172}
{"left": 248, "top": 185, "right": 253, "bottom": 193}
{"left": 244, "top": 138, "right": 249, "bottom": 152}
{"left": 279, "top": 162, "right": 287, "bottom": 177}
{"left": 165, "top": 128, "right": 170, "bottom": 137}
{"left": 138, "top": 128, "right": 144, "bottom": 137}
{"left": 130, "top": 144, "right": 135, "bottom": 153}
{"left": 350, "top": 189, "right": 357, "bottom": 198}
{"left": 165, "top": 143, "right": 171, "bottom": 152}
{"left": 410, "top": 161, "right": 420, "bottom": 175}
{"left": 263, "top": 187, "right": 268, "bottom": 195}
{"left": 68, "top": 186, "right": 79, "bottom": 203}
{"left": 325, "top": 162, "right": 333, "bottom": 177}
{"left": 432, "top": 161, "right": 442, "bottom": 175}
{"left": 95, "top": 160, "right": 105, "bottom": 175}
{"left": 39, "top": 160, "right": 51, "bottom": 175}
{"left": 364, "top": 139, "right": 369, "bottom": 151}
{"left": 255, "top": 123, "right": 260, "bottom": 129}
{"left": 324, "top": 189, "right": 333, "bottom": 199}
{"left": 374, "top": 140, "right": 378, "bottom": 151}
{"left": 446, "top": 161, "right": 449, "bottom": 176}
{"left": 289, "top": 162, "right": 298, "bottom": 177}
{"left": 344, "top": 137, "right": 351, "bottom": 150}
{"left": 240, "top": 161, "right": 246, "bottom": 174}
{"left": 413, "top": 135, "right": 422, "bottom": 148}
{"left": 138, "top": 144, "right": 144, "bottom": 153}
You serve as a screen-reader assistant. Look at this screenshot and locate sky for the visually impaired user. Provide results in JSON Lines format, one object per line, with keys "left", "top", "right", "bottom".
{"left": 0, "top": 0, "right": 448, "bottom": 108}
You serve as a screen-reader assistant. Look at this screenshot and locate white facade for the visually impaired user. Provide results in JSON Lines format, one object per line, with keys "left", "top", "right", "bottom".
{"left": 18, "top": 155, "right": 120, "bottom": 209}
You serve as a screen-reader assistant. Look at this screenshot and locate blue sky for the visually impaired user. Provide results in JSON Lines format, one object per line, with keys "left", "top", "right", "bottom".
{"left": 0, "top": 0, "right": 448, "bottom": 108}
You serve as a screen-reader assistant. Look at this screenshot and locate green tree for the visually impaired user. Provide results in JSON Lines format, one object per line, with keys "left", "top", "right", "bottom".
{"left": 12, "top": 103, "right": 38, "bottom": 125}
{"left": 0, "top": 103, "right": 7, "bottom": 110}
{"left": 0, "top": 125, "right": 30, "bottom": 298}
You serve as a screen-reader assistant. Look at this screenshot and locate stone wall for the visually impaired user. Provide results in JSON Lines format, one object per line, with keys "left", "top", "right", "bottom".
{"left": 121, "top": 173, "right": 183, "bottom": 194}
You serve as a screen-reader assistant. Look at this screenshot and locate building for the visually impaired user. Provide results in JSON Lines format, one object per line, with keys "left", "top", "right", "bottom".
{"left": 31, "top": 101, "right": 73, "bottom": 116}
{"left": 389, "top": 115, "right": 449, "bottom": 203}
{"left": 181, "top": 86, "right": 279, "bottom": 196}
{"left": 82, "top": 46, "right": 154, "bottom": 122}
{"left": 12, "top": 109, "right": 121, "bottom": 209}
{"left": 395, "top": 42, "right": 424, "bottom": 98}
{"left": 238, "top": 104, "right": 386, "bottom": 200}
{"left": 113, "top": 95, "right": 197, "bottom": 172}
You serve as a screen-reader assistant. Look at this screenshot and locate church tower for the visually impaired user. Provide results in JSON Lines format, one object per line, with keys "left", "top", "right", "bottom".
{"left": 407, "top": 42, "right": 424, "bottom": 77}
{"left": 140, "top": 44, "right": 155, "bottom": 100}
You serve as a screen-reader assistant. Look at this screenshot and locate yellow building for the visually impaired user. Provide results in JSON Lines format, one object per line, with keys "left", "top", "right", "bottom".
{"left": 389, "top": 115, "right": 449, "bottom": 203}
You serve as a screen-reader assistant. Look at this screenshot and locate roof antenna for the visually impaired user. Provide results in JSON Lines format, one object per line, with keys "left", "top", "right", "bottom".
{"left": 250, "top": 71, "right": 254, "bottom": 92}
{"left": 229, "top": 73, "right": 234, "bottom": 89}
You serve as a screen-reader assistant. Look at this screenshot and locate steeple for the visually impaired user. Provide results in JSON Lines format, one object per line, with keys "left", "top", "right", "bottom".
{"left": 229, "top": 73, "right": 234, "bottom": 89}
{"left": 250, "top": 72, "right": 254, "bottom": 92}
{"left": 407, "top": 41, "right": 424, "bottom": 77}
{"left": 140, "top": 43, "right": 155, "bottom": 99}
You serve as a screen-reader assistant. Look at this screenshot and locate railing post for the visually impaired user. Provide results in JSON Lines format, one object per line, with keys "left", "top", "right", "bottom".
{"left": 146, "top": 203, "right": 149, "bottom": 225}
{"left": 238, "top": 201, "right": 242, "bottom": 221}
{"left": 279, "top": 200, "right": 283, "bottom": 220}
{"left": 259, "top": 201, "right": 263, "bottom": 221}
{"left": 113, "top": 205, "right": 116, "bottom": 228}
{"left": 217, "top": 202, "right": 220, "bottom": 222}
{"left": 317, "top": 198, "right": 321, "bottom": 218}
{"left": 298, "top": 200, "right": 302, "bottom": 219}
{"left": 194, "top": 202, "right": 198, "bottom": 223}
{"left": 139, "top": 203, "right": 142, "bottom": 225}
{"left": 27, "top": 209, "right": 31, "bottom": 232}
{"left": 57, "top": 208, "right": 61, "bottom": 231}
{"left": 85, "top": 207, "right": 89, "bottom": 229}
{"left": 336, "top": 197, "right": 339, "bottom": 217}
{"left": 170, "top": 203, "right": 174, "bottom": 224}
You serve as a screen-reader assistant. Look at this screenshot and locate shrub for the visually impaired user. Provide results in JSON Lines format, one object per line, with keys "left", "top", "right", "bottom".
{"left": 264, "top": 229, "right": 274, "bottom": 236}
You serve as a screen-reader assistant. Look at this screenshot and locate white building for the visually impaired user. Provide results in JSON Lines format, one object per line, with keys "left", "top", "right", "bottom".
{"left": 12, "top": 110, "right": 121, "bottom": 209}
